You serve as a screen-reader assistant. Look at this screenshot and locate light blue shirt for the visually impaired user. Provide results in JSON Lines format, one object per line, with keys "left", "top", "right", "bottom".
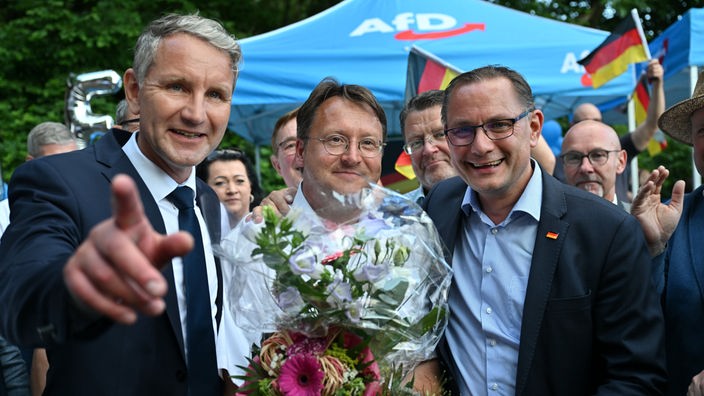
{"left": 447, "top": 163, "right": 542, "bottom": 396}
{"left": 404, "top": 186, "right": 425, "bottom": 206}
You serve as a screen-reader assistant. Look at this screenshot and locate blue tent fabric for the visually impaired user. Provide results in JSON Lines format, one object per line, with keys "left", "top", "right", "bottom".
{"left": 229, "top": 0, "right": 635, "bottom": 146}
{"left": 642, "top": 8, "right": 704, "bottom": 108}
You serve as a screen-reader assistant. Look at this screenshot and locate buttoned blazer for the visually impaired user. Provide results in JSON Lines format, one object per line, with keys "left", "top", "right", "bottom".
{"left": 424, "top": 172, "right": 666, "bottom": 396}
{"left": 656, "top": 185, "right": 704, "bottom": 396}
{"left": 0, "top": 129, "right": 222, "bottom": 396}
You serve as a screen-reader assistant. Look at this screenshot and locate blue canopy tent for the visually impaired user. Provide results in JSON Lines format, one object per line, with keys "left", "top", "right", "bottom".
{"left": 227, "top": 0, "right": 636, "bottom": 187}
{"left": 647, "top": 8, "right": 704, "bottom": 107}
{"left": 644, "top": 7, "right": 704, "bottom": 187}
{"left": 229, "top": 0, "right": 635, "bottom": 143}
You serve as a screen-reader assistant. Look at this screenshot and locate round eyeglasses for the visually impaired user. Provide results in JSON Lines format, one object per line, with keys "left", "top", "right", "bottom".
{"left": 403, "top": 130, "right": 447, "bottom": 154}
{"left": 560, "top": 149, "right": 621, "bottom": 168}
{"left": 444, "top": 108, "right": 534, "bottom": 146}
{"left": 306, "top": 134, "right": 386, "bottom": 158}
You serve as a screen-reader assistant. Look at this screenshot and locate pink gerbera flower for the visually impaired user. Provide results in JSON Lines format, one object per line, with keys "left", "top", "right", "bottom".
{"left": 321, "top": 251, "right": 344, "bottom": 265}
{"left": 278, "top": 354, "right": 324, "bottom": 396}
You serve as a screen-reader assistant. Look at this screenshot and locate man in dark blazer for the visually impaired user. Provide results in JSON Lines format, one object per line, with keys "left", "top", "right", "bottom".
{"left": 632, "top": 70, "right": 704, "bottom": 396}
{"left": 0, "top": 13, "right": 242, "bottom": 396}
{"left": 423, "top": 65, "right": 666, "bottom": 395}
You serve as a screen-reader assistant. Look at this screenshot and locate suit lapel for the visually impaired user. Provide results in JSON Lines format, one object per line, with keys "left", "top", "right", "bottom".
{"left": 438, "top": 200, "right": 464, "bottom": 265}
{"left": 195, "top": 181, "right": 224, "bottom": 329}
{"left": 94, "top": 130, "right": 185, "bottom": 360}
{"left": 424, "top": 177, "right": 467, "bottom": 265}
{"left": 515, "top": 172, "right": 568, "bottom": 396}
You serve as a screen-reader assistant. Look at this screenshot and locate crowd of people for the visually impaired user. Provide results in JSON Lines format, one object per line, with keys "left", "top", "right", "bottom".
{"left": 0, "top": 10, "right": 703, "bottom": 396}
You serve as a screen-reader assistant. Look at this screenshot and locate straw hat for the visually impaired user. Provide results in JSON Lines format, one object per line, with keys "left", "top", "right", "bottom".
{"left": 658, "top": 70, "right": 704, "bottom": 145}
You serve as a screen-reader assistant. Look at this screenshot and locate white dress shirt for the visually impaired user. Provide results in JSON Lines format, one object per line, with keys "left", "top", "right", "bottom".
{"left": 122, "top": 133, "right": 255, "bottom": 379}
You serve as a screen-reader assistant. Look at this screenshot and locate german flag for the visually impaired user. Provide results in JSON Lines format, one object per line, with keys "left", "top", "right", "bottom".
{"left": 578, "top": 9, "right": 650, "bottom": 89}
{"left": 647, "top": 131, "right": 668, "bottom": 156}
{"left": 394, "top": 47, "right": 462, "bottom": 183}
{"left": 633, "top": 74, "right": 649, "bottom": 125}
{"left": 405, "top": 46, "right": 462, "bottom": 98}
{"left": 631, "top": 72, "right": 667, "bottom": 156}
{"left": 394, "top": 151, "right": 416, "bottom": 180}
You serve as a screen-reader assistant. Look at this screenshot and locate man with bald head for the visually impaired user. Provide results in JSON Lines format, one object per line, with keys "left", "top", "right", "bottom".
{"left": 560, "top": 120, "right": 629, "bottom": 211}
{"left": 565, "top": 59, "right": 664, "bottom": 203}
{"left": 572, "top": 102, "right": 602, "bottom": 124}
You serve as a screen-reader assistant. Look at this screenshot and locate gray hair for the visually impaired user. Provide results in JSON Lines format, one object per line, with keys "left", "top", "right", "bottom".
{"left": 115, "top": 99, "right": 129, "bottom": 125}
{"left": 132, "top": 13, "right": 241, "bottom": 84}
{"left": 27, "top": 122, "right": 76, "bottom": 158}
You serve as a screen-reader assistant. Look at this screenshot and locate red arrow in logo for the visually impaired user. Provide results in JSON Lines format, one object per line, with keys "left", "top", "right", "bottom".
{"left": 394, "top": 23, "right": 485, "bottom": 40}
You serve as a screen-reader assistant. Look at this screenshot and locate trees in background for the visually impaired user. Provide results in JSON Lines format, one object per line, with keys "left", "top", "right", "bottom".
{"left": 0, "top": 0, "right": 340, "bottom": 193}
{"left": 0, "top": 0, "right": 696, "bottom": 195}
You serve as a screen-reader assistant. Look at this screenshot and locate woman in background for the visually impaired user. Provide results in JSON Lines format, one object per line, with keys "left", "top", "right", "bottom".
{"left": 197, "top": 148, "right": 263, "bottom": 229}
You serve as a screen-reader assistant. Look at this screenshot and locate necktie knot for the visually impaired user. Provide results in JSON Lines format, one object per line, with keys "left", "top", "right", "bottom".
{"left": 169, "top": 186, "right": 195, "bottom": 210}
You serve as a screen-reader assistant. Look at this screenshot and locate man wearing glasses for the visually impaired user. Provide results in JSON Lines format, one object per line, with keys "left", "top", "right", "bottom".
{"left": 400, "top": 90, "right": 458, "bottom": 205}
{"left": 270, "top": 108, "right": 303, "bottom": 188}
{"left": 560, "top": 120, "right": 630, "bottom": 211}
{"left": 291, "top": 78, "right": 386, "bottom": 224}
{"left": 567, "top": 59, "right": 664, "bottom": 203}
{"left": 400, "top": 90, "right": 556, "bottom": 206}
{"left": 422, "top": 65, "right": 666, "bottom": 395}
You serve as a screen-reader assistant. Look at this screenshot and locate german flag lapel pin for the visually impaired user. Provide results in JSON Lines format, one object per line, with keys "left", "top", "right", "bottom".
{"left": 546, "top": 231, "right": 559, "bottom": 240}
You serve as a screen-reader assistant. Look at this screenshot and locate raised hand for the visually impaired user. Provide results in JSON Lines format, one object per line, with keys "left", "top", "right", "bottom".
{"left": 631, "top": 165, "right": 685, "bottom": 256}
{"left": 646, "top": 58, "right": 664, "bottom": 82}
{"left": 63, "top": 174, "right": 193, "bottom": 324}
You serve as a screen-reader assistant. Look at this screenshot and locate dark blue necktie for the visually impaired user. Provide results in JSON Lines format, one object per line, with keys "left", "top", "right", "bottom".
{"left": 168, "top": 187, "right": 220, "bottom": 395}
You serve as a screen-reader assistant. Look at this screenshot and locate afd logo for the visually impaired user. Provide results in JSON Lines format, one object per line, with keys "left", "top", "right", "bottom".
{"left": 350, "top": 12, "right": 485, "bottom": 40}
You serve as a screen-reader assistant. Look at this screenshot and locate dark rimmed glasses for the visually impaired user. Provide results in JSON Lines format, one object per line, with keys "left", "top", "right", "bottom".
{"left": 306, "top": 134, "right": 386, "bottom": 158}
{"left": 560, "top": 149, "right": 621, "bottom": 168}
{"left": 444, "top": 108, "right": 535, "bottom": 146}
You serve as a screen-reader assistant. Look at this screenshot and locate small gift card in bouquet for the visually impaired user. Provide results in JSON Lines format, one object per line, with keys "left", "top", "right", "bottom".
{"left": 220, "top": 183, "right": 452, "bottom": 395}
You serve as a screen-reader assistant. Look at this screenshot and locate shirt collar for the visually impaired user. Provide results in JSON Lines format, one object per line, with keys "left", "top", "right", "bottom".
{"left": 461, "top": 159, "right": 543, "bottom": 224}
{"left": 122, "top": 132, "right": 197, "bottom": 203}
{"left": 611, "top": 195, "right": 619, "bottom": 205}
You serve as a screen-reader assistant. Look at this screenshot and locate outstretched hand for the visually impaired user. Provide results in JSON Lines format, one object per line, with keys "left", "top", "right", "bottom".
{"left": 631, "top": 166, "right": 685, "bottom": 256}
{"left": 688, "top": 369, "right": 704, "bottom": 396}
{"left": 63, "top": 174, "right": 193, "bottom": 324}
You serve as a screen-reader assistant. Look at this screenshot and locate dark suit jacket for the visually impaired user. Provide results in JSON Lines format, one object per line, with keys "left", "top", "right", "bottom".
{"left": 424, "top": 172, "right": 666, "bottom": 396}
{"left": 0, "top": 129, "right": 222, "bottom": 396}
{"left": 655, "top": 185, "right": 704, "bottom": 396}
{"left": 0, "top": 336, "right": 29, "bottom": 396}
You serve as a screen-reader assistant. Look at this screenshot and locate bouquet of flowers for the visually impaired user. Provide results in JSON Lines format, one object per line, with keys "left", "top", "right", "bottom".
{"left": 219, "top": 184, "right": 452, "bottom": 395}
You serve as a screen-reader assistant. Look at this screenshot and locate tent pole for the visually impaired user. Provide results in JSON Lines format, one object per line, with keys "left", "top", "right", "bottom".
{"left": 691, "top": 66, "right": 702, "bottom": 190}
{"left": 627, "top": 93, "right": 639, "bottom": 200}
{"left": 254, "top": 144, "right": 262, "bottom": 188}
